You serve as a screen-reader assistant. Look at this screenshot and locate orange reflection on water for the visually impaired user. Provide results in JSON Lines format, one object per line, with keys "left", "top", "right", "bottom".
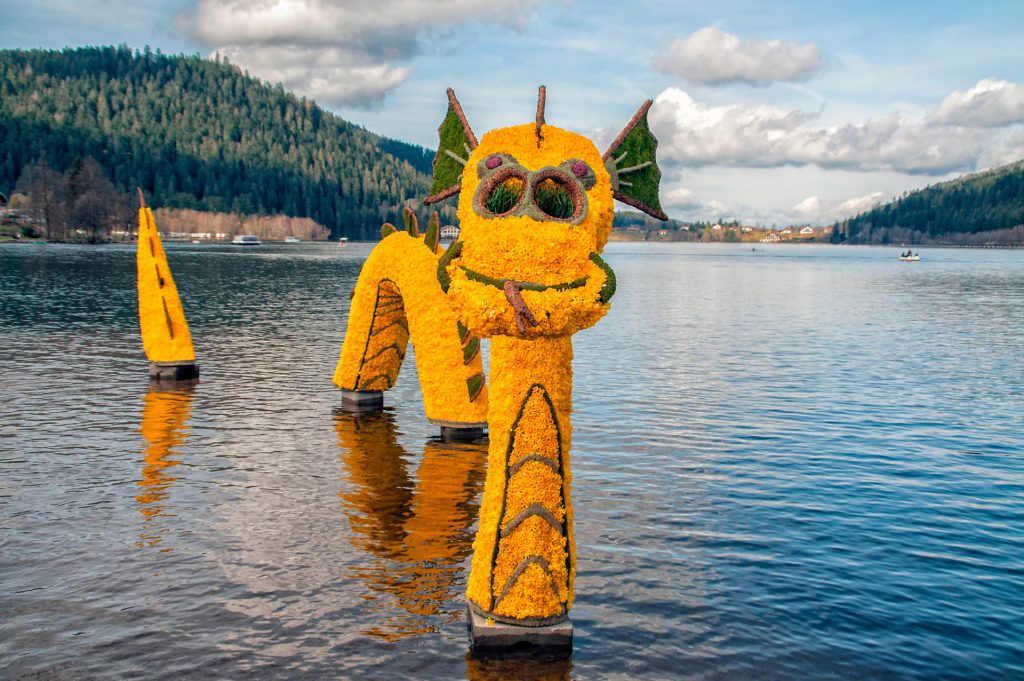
{"left": 335, "top": 412, "right": 486, "bottom": 641}
{"left": 464, "top": 655, "right": 572, "bottom": 681}
{"left": 136, "top": 382, "right": 195, "bottom": 550}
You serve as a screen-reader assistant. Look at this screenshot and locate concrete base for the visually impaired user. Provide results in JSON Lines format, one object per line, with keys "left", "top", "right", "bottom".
{"left": 467, "top": 603, "right": 572, "bottom": 656}
{"left": 340, "top": 389, "right": 384, "bottom": 413}
{"left": 148, "top": 361, "right": 199, "bottom": 382}
{"left": 429, "top": 419, "right": 487, "bottom": 443}
{"left": 441, "top": 425, "right": 486, "bottom": 442}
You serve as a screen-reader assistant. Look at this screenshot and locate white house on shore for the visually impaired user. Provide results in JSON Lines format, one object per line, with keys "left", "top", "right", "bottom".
{"left": 440, "top": 225, "right": 460, "bottom": 240}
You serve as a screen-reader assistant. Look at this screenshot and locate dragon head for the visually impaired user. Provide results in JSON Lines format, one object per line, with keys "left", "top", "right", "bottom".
{"left": 427, "top": 87, "right": 666, "bottom": 339}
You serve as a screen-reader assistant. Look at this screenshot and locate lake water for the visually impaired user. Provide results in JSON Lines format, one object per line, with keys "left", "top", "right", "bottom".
{"left": 1, "top": 241, "right": 1022, "bottom": 679}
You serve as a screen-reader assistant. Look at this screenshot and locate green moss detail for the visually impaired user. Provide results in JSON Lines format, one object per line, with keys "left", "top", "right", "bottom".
{"left": 437, "top": 239, "right": 463, "bottom": 293}
{"left": 466, "top": 372, "right": 485, "bottom": 401}
{"left": 460, "top": 267, "right": 588, "bottom": 292}
{"left": 424, "top": 211, "right": 440, "bottom": 251}
{"left": 589, "top": 252, "right": 616, "bottom": 303}
{"left": 612, "top": 112, "right": 664, "bottom": 218}
{"left": 462, "top": 336, "right": 480, "bottom": 363}
{"left": 403, "top": 207, "right": 419, "bottom": 237}
{"left": 430, "top": 104, "right": 472, "bottom": 197}
{"left": 381, "top": 223, "right": 397, "bottom": 238}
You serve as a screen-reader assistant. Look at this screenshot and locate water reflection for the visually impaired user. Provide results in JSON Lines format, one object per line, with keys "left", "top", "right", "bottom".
{"left": 464, "top": 654, "right": 571, "bottom": 680}
{"left": 136, "top": 382, "right": 196, "bottom": 550}
{"left": 335, "top": 411, "right": 486, "bottom": 641}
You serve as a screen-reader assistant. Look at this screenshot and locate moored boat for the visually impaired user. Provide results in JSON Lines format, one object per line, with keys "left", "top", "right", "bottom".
{"left": 232, "top": 234, "right": 261, "bottom": 246}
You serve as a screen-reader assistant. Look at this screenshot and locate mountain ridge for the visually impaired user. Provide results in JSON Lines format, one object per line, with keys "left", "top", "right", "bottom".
{"left": 0, "top": 45, "right": 451, "bottom": 240}
{"left": 831, "top": 160, "right": 1024, "bottom": 246}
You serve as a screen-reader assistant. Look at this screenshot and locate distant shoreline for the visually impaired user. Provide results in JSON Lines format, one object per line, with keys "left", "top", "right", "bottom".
{"left": 606, "top": 232, "right": 1023, "bottom": 249}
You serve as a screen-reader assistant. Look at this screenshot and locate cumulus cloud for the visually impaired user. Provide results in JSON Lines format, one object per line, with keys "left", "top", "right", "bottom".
{"left": 177, "top": 0, "right": 546, "bottom": 107}
{"left": 662, "top": 186, "right": 730, "bottom": 217}
{"left": 764, "top": 191, "right": 888, "bottom": 225}
{"left": 834, "top": 191, "right": 886, "bottom": 217}
{"left": 653, "top": 27, "right": 822, "bottom": 86}
{"left": 793, "top": 196, "right": 820, "bottom": 214}
{"left": 662, "top": 187, "right": 702, "bottom": 210}
{"left": 650, "top": 87, "right": 990, "bottom": 174}
{"left": 928, "top": 78, "right": 1024, "bottom": 127}
{"left": 217, "top": 45, "right": 411, "bottom": 108}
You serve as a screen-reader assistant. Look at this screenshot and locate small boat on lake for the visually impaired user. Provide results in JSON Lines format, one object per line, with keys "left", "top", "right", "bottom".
{"left": 899, "top": 250, "right": 920, "bottom": 261}
{"left": 232, "top": 235, "right": 261, "bottom": 246}
{"left": 338, "top": 237, "right": 348, "bottom": 247}
{"left": 284, "top": 236, "right": 301, "bottom": 243}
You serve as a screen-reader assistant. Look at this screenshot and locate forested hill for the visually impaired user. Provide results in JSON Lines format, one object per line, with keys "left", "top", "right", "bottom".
{"left": 831, "top": 160, "right": 1024, "bottom": 246}
{"left": 0, "top": 46, "right": 446, "bottom": 239}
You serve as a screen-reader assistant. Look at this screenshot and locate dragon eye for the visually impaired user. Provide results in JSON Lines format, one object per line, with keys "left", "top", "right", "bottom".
{"left": 533, "top": 176, "right": 578, "bottom": 220}
{"left": 482, "top": 172, "right": 526, "bottom": 216}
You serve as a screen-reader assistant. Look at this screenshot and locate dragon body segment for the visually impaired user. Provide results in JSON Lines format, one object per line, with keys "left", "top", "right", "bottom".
{"left": 333, "top": 218, "right": 488, "bottom": 425}
{"left": 137, "top": 203, "right": 195, "bottom": 364}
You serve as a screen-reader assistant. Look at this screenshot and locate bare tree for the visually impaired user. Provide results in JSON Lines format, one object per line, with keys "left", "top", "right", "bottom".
{"left": 16, "top": 155, "right": 66, "bottom": 240}
{"left": 66, "top": 157, "right": 118, "bottom": 242}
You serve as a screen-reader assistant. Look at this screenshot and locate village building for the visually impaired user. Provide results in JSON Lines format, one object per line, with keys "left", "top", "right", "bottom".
{"left": 440, "top": 225, "right": 460, "bottom": 240}
{"left": 800, "top": 226, "right": 815, "bottom": 235}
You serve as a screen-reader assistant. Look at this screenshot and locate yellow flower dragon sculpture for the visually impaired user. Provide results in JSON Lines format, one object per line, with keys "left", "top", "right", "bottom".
{"left": 335, "top": 87, "right": 665, "bottom": 628}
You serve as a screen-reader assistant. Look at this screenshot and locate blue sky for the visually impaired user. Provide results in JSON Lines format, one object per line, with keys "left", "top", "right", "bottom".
{"left": 3, "top": 0, "right": 1023, "bottom": 225}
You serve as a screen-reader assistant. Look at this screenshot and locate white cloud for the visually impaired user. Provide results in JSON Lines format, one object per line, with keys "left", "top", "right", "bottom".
{"left": 662, "top": 186, "right": 730, "bottom": 217}
{"left": 218, "top": 46, "right": 411, "bottom": 108}
{"left": 653, "top": 27, "right": 822, "bottom": 86}
{"left": 785, "top": 191, "right": 886, "bottom": 224}
{"left": 928, "top": 78, "right": 1024, "bottom": 128}
{"left": 834, "top": 191, "right": 886, "bottom": 217}
{"left": 650, "top": 87, "right": 991, "bottom": 174}
{"left": 662, "top": 187, "right": 702, "bottom": 210}
{"left": 793, "top": 196, "right": 820, "bottom": 214}
{"left": 178, "top": 0, "right": 547, "bottom": 107}
{"left": 705, "top": 199, "right": 728, "bottom": 214}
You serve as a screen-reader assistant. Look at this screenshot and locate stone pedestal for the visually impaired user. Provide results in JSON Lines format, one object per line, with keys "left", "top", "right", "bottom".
{"left": 148, "top": 360, "right": 199, "bottom": 382}
{"left": 467, "top": 603, "right": 572, "bottom": 656}
{"left": 340, "top": 389, "right": 384, "bottom": 413}
{"left": 429, "top": 419, "right": 487, "bottom": 443}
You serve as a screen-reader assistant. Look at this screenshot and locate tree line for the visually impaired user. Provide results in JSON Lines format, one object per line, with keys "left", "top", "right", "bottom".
{"left": 0, "top": 46, "right": 455, "bottom": 240}
{"left": 831, "top": 161, "right": 1024, "bottom": 246}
